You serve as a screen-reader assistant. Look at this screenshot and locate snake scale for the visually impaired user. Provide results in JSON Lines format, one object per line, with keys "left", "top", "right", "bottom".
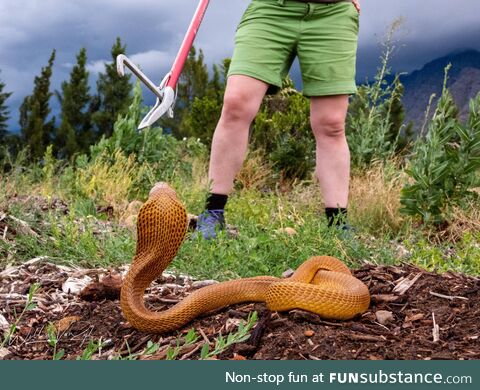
{"left": 121, "top": 183, "right": 370, "bottom": 334}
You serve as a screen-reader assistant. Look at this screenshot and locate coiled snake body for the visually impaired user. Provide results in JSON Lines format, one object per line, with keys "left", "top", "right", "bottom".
{"left": 121, "top": 183, "right": 370, "bottom": 334}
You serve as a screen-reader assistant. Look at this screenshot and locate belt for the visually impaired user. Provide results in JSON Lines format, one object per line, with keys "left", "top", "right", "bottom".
{"left": 274, "top": 0, "right": 352, "bottom": 7}
{"left": 279, "top": 0, "right": 352, "bottom": 4}
{"left": 283, "top": 0, "right": 351, "bottom": 3}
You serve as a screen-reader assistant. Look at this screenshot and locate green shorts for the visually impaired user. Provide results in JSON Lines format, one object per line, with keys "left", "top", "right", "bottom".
{"left": 228, "top": 0, "right": 359, "bottom": 96}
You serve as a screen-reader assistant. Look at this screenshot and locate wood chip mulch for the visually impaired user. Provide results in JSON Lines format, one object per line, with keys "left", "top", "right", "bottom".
{"left": 1, "top": 259, "right": 479, "bottom": 360}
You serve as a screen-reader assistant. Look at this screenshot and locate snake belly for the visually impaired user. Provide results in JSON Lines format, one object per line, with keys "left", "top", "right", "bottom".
{"left": 120, "top": 183, "right": 370, "bottom": 334}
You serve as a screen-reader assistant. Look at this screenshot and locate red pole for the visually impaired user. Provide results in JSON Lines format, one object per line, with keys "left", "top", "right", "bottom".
{"left": 166, "top": 0, "right": 211, "bottom": 89}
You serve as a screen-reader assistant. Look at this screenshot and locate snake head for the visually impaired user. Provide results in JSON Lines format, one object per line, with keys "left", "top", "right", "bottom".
{"left": 149, "top": 182, "right": 178, "bottom": 200}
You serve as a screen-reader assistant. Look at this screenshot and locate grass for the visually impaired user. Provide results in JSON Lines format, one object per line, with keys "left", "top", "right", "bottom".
{"left": 1, "top": 149, "right": 479, "bottom": 362}
{"left": 1, "top": 283, "right": 40, "bottom": 348}
{"left": 1, "top": 156, "right": 478, "bottom": 277}
{"left": 0, "top": 203, "right": 135, "bottom": 270}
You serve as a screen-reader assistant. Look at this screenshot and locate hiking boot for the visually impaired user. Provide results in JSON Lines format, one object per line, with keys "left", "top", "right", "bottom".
{"left": 192, "top": 210, "right": 226, "bottom": 240}
{"left": 333, "top": 223, "right": 358, "bottom": 242}
{"left": 337, "top": 223, "right": 357, "bottom": 232}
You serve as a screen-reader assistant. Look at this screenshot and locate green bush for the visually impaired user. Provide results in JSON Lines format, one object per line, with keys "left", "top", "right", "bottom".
{"left": 83, "top": 83, "right": 207, "bottom": 197}
{"left": 400, "top": 67, "right": 480, "bottom": 225}
{"left": 181, "top": 94, "right": 222, "bottom": 145}
{"left": 252, "top": 79, "right": 315, "bottom": 180}
{"left": 346, "top": 22, "right": 411, "bottom": 169}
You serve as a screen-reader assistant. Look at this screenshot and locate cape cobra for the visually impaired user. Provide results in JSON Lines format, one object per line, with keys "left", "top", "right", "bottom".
{"left": 121, "top": 183, "right": 370, "bottom": 334}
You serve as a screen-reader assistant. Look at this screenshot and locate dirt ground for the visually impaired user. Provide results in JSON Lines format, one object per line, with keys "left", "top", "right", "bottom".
{"left": 1, "top": 258, "right": 479, "bottom": 360}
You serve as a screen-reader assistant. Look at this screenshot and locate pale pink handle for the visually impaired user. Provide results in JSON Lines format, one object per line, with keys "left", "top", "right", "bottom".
{"left": 167, "top": 0, "right": 211, "bottom": 89}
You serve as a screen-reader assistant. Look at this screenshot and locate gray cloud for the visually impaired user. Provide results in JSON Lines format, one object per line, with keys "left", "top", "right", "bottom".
{"left": 0, "top": 0, "right": 479, "bottom": 131}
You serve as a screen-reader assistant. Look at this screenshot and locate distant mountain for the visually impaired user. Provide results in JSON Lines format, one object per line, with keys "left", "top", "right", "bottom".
{"left": 398, "top": 49, "right": 480, "bottom": 128}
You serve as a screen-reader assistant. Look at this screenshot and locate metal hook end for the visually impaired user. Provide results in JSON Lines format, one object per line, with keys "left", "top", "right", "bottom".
{"left": 116, "top": 54, "right": 128, "bottom": 77}
{"left": 138, "top": 87, "right": 176, "bottom": 130}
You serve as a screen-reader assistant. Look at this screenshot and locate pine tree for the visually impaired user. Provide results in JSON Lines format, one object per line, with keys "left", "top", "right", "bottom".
{"left": 166, "top": 46, "right": 209, "bottom": 138}
{"left": 180, "top": 57, "right": 231, "bottom": 143}
{"left": 19, "top": 50, "right": 56, "bottom": 160}
{"left": 206, "top": 64, "right": 222, "bottom": 100}
{"left": 178, "top": 46, "right": 209, "bottom": 105}
{"left": 0, "top": 70, "right": 13, "bottom": 144}
{"left": 55, "top": 48, "right": 92, "bottom": 158}
{"left": 92, "top": 38, "right": 132, "bottom": 138}
{"left": 381, "top": 77, "right": 413, "bottom": 151}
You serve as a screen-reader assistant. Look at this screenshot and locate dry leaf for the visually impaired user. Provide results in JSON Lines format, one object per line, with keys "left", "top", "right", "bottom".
{"left": 55, "top": 316, "right": 81, "bottom": 333}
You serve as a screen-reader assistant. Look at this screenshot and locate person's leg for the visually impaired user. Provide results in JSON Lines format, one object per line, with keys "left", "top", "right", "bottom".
{"left": 194, "top": 75, "right": 268, "bottom": 239}
{"left": 209, "top": 75, "right": 269, "bottom": 195}
{"left": 310, "top": 95, "right": 351, "bottom": 225}
{"left": 196, "top": 0, "right": 300, "bottom": 239}
{"left": 296, "top": 2, "right": 358, "bottom": 227}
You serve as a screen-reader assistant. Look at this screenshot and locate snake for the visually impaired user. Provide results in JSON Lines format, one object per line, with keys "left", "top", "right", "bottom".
{"left": 120, "top": 183, "right": 370, "bottom": 334}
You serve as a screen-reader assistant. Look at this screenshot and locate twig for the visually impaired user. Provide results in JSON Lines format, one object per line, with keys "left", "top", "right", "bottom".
{"left": 157, "top": 336, "right": 176, "bottom": 348}
{"left": 8, "top": 216, "right": 38, "bottom": 237}
{"left": 142, "top": 343, "right": 198, "bottom": 360}
{"left": 393, "top": 273, "right": 422, "bottom": 295}
{"left": 354, "top": 345, "right": 365, "bottom": 359}
{"left": 349, "top": 334, "right": 387, "bottom": 342}
{"left": 429, "top": 291, "right": 469, "bottom": 301}
{"left": 319, "top": 320, "right": 345, "bottom": 327}
{"left": 123, "top": 335, "right": 151, "bottom": 355}
{"left": 432, "top": 312, "right": 440, "bottom": 343}
{"left": 179, "top": 343, "right": 203, "bottom": 360}
{"left": 198, "top": 328, "right": 211, "bottom": 345}
{"left": 374, "top": 321, "right": 391, "bottom": 331}
{"left": 24, "top": 256, "right": 50, "bottom": 265}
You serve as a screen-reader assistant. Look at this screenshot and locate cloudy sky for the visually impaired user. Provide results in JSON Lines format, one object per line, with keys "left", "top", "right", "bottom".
{"left": 1, "top": 0, "right": 479, "bottom": 131}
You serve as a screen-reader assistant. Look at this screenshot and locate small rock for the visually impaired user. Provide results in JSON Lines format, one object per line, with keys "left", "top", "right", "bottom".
{"left": 226, "top": 225, "right": 240, "bottom": 239}
{"left": 276, "top": 227, "right": 297, "bottom": 236}
{"left": 62, "top": 275, "right": 93, "bottom": 295}
{"left": 375, "top": 310, "right": 395, "bottom": 325}
{"left": 79, "top": 274, "right": 122, "bottom": 301}
{"left": 396, "top": 244, "right": 411, "bottom": 259}
{"left": 0, "top": 314, "right": 9, "bottom": 332}
{"left": 126, "top": 200, "right": 144, "bottom": 215}
{"left": 231, "top": 353, "right": 247, "bottom": 361}
{"left": 282, "top": 269, "right": 295, "bottom": 278}
{"left": 0, "top": 347, "right": 10, "bottom": 360}
{"left": 304, "top": 330, "right": 315, "bottom": 337}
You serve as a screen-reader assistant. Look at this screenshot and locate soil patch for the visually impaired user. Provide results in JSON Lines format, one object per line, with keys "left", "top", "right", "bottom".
{"left": 1, "top": 259, "right": 479, "bottom": 360}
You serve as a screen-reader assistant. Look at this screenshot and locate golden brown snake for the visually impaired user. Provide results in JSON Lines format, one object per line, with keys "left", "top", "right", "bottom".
{"left": 120, "top": 183, "right": 370, "bottom": 334}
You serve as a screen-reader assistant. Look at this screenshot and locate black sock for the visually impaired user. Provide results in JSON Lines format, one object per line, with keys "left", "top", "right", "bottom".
{"left": 206, "top": 193, "right": 229, "bottom": 211}
{"left": 325, "top": 207, "right": 347, "bottom": 227}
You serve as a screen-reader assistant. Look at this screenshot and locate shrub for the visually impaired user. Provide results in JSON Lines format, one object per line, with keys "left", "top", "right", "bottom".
{"left": 252, "top": 78, "right": 315, "bottom": 180}
{"left": 346, "top": 19, "right": 411, "bottom": 169}
{"left": 180, "top": 94, "right": 222, "bottom": 145}
{"left": 71, "top": 149, "right": 138, "bottom": 213}
{"left": 400, "top": 66, "right": 480, "bottom": 225}
{"left": 84, "top": 82, "right": 207, "bottom": 198}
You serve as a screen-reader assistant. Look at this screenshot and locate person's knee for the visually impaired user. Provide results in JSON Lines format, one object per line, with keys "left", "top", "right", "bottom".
{"left": 221, "top": 91, "right": 258, "bottom": 125}
{"left": 311, "top": 112, "right": 346, "bottom": 140}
